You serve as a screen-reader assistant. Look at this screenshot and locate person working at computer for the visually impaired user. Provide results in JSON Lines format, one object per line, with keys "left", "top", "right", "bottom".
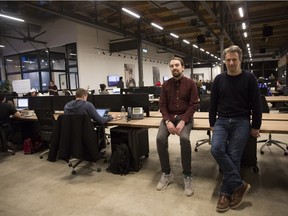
{"left": 64, "top": 88, "right": 116, "bottom": 124}
{"left": 209, "top": 45, "right": 262, "bottom": 212}
{"left": 29, "top": 88, "right": 43, "bottom": 97}
{"left": 48, "top": 80, "right": 58, "bottom": 96}
{"left": 99, "top": 84, "right": 109, "bottom": 95}
{"left": 0, "top": 93, "right": 21, "bottom": 146}
{"left": 156, "top": 57, "right": 198, "bottom": 196}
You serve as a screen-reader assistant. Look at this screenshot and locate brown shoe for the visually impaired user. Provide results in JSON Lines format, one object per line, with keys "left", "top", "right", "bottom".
{"left": 216, "top": 194, "right": 231, "bottom": 212}
{"left": 230, "top": 182, "right": 251, "bottom": 209}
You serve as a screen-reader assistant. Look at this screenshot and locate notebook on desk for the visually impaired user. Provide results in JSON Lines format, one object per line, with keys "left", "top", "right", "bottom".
{"left": 16, "top": 98, "right": 29, "bottom": 111}
{"left": 96, "top": 108, "right": 110, "bottom": 117}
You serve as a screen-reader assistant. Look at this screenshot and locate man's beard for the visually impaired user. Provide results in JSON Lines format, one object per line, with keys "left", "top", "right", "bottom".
{"left": 172, "top": 70, "right": 182, "bottom": 78}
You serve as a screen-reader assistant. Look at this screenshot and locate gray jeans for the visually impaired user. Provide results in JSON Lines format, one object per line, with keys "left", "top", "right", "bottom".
{"left": 156, "top": 119, "right": 193, "bottom": 176}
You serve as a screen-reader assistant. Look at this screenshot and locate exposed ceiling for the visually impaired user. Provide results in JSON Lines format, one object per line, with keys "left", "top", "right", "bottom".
{"left": 0, "top": 1, "right": 288, "bottom": 65}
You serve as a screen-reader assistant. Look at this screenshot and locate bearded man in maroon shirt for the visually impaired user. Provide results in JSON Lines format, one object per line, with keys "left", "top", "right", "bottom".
{"left": 156, "top": 57, "right": 199, "bottom": 196}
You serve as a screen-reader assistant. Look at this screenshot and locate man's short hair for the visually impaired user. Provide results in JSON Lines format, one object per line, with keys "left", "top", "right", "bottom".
{"left": 169, "top": 56, "right": 184, "bottom": 67}
{"left": 75, "top": 88, "right": 88, "bottom": 98}
{"left": 223, "top": 45, "right": 243, "bottom": 61}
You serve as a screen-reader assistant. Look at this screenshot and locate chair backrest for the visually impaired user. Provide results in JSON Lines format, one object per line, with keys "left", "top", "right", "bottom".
{"left": 199, "top": 94, "right": 210, "bottom": 112}
{"left": 35, "top": 110, "right": 55, "bottom": 141}
{"left": 57, "top": 114, "right": 101, "bottom": 162}
{"left": 261, "top": 95, "right": 270, "bottom": 113}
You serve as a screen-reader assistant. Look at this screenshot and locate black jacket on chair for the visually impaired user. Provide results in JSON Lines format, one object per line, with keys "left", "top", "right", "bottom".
{"left": 48, "top": 114, "right": 100, "bottom": 162}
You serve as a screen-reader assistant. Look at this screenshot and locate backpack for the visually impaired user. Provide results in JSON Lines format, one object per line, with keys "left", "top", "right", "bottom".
{"left": 23, "top": 136, "right": 43, "bottom": 154}
{"left": 107, "top": 143, "right": 131, "bottom": 175}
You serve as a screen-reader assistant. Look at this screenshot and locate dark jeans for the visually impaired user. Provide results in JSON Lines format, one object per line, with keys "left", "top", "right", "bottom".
{"left": 156, "top": 119, "right": 193, "bottom": 176}
{"left": 211, "top": 117, "right": 250, "bottom": 196}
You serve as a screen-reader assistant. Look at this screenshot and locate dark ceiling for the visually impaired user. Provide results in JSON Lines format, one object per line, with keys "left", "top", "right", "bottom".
{"left": 0, "top": 1, "right": 288, "bottom": 65}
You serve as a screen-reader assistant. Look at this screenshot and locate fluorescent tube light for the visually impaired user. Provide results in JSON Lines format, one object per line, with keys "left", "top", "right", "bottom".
{"left": 200, "top": 48, "right": 205, "bottom": 52}
{"left": 0, "top": 13, "right": 25, "bottom": 22}
{"left": 242, "top": 22, "right": 246, "bottom": 30}
{"left": 238, "top": 7, "right": 244, "bottom": 18}
{"left": 122, "top": 8, "right": 140, "bottom": 19}
{"left": 151, "top": 22, "right": 163, "bottom": 30}
{"left": 193, "top": 44, "right": 198, "bottom": 48}
{"left": 183, "top": 39, "right": 190, "bottom": 44}
{"left": 0, "top": 45, "right": 5, "bottom": 48}
{"left": 170, "top": 33, "right": 179, "bottom": 38}
{"left": 244, "top": 32, "right": 248, "bottom": 37}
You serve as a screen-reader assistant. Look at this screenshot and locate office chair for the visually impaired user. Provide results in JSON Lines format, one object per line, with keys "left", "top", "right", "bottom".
{"left": 34, "top": 110, "right": 56, "bottom": 159}
{"left": 0, "top": 123, "right": 15, "bottom": 155}
{"left": 258, "top": 95, "right": 288, "bottom": 156}
{"left": 51, "top": 114, "right": 106, "bottom": 174}
{"left": 195, "top": 94, "right": 211, "bottom": 152}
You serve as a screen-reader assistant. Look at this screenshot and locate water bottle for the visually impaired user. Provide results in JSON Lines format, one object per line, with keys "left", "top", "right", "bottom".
{"left": 121, "top": 106, "right": 126, "bottom": 120}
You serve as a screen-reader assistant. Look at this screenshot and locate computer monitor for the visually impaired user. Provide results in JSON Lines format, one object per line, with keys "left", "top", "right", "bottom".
{"left": 93, "top": 95, "right": 124, "bottom": 112}
{"left": 52, "top": 95, "right": 75, "bottom": 111}
{"left": 17, "top": 98, "right": 29, "bottom": 109}
{"left": 28, "top": 96, "right": 53, "bottom": 110}
{"left": 112, "top": 88, "right": 121, "bottom": 94}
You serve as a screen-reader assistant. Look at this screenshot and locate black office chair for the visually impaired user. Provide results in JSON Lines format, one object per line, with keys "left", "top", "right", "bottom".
{"left": 34, "top": 110, "right": 56, "bottom": 159}
{"left": 48, "top": 114, "right": 106, "bottom": 174}
{"left": 195, "top": 94, "right": 211, "bottom": 152}
{"left": 258, "top": 95, "right": 288, "bottom": 156}
{"left": 0, "top": 123, "right": 15, "bottom": 155}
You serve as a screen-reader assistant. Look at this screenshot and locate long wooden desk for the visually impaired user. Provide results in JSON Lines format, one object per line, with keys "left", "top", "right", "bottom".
{"left": 18, "top": 112, "right": 288, "bottom": 134}
{"left": 149, "top": 111, "right": 288, "bottom": 121}
{"left": 107, "top": 117, "right": 288, "bottom": 134}
{"left": 265, "top": 96, "right": 288, "bottom": 103}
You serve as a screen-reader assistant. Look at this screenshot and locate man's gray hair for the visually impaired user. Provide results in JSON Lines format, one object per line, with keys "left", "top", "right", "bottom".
{"left": 223, "top": 45, "right": 243, "bottom": 61}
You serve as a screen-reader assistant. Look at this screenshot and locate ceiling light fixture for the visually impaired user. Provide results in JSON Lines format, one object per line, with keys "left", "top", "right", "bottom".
{"left": 122, "top": 8, "right": 140, "bottom": 19}
{"left": 0, "top": 45, "right": 5, "bottom": 48}
{"left": 170, "top": 33, "right": 179, "bottom": 39}
{"left": 151, "top": 22, "right": 163, "bottom": 30}
{"left": 243, "top": 32, "right": 248, "bottom": 37}
{"left": 193, "top": 44, "right": 198, "bottom": 48}
{"left": 238, "top": 7, "right": 244, "bottom": 18}
{"left": 200, "top": 48, "right": 205, "bottom": 52}
{"left": 183, "top": 39, "right": 190, "bottom": 44}
{"left": 242, "top": 22, "right": 246, "bottom": 30}
{"left": 0, "top": 13, "right": 25, "bottom": 22}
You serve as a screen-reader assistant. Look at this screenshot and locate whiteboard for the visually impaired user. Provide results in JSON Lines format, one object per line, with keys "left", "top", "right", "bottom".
{"left": 12, "top": 79, "right": 31, "bottom": 94}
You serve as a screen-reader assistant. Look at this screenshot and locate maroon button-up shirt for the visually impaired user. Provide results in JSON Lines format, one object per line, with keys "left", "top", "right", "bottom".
{"left": 159, "top": 75, "right": 199, "bottom": 123}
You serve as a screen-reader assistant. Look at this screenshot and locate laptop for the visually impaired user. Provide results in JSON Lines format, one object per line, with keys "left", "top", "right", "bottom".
{"left": 96, "top": 108, "right": 110, "bottom": 117}
{"left": 16, "top": 98, "right": 29, "bottom": 111}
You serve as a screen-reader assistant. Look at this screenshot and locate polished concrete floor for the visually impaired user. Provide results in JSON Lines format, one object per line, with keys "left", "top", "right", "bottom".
{"left": 0, "top": 128, "right": 287, "bottom": 216}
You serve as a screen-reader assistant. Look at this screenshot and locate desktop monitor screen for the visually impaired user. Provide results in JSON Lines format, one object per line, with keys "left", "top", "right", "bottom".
{"left": 107, "top": 75, "right": 119, "bottom": 87}
{"left": 17, "top": 98, "right": 29, "bottom": 109}
{"left": 93, "top": 95, "right": 124, "bottom": 112}
{"left": 112, "top": 88, "right": 121, "bottom": 94}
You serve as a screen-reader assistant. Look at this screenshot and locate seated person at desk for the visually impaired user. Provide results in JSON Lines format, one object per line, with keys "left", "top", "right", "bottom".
{"left": 28, "top": 88, "right": 44, "bottom": 97}
{"left": 99, "top": 83, "right": 109, "bottom": 95}
{"left": 64, "top": 88, "right": 116, "bottom": 125}
{"left": 0, "top": 93, "right": 21, "bottom": 145}
{"left": 258, "top": 78, "right": 272, "bottom": 96}
{"left": 276, "top": 80, "right": 284, "bottom": 95}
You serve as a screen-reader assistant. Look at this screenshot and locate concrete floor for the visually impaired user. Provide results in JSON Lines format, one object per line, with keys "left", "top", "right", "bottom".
{"left": 0, "top": 128, "right": 287, "bottom": 216}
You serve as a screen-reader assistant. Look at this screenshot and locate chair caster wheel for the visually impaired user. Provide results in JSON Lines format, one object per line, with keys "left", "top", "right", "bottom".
{"left": 96, "top": 168, "right": 101, "bottom": 172}
{"left": 194, "top": 148, "right": 198, "bottom": 152}
{"left": 40, "top": 156, "right": 43, "bottom": 159}
{"left": 72, "top": 170, "right": 76, "bottom": 175}
{"left": 68, "top": 163, "right": 72, "bottom": 167}
{"left": 260, "top": 151, "right": 264, "bottom": 155}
